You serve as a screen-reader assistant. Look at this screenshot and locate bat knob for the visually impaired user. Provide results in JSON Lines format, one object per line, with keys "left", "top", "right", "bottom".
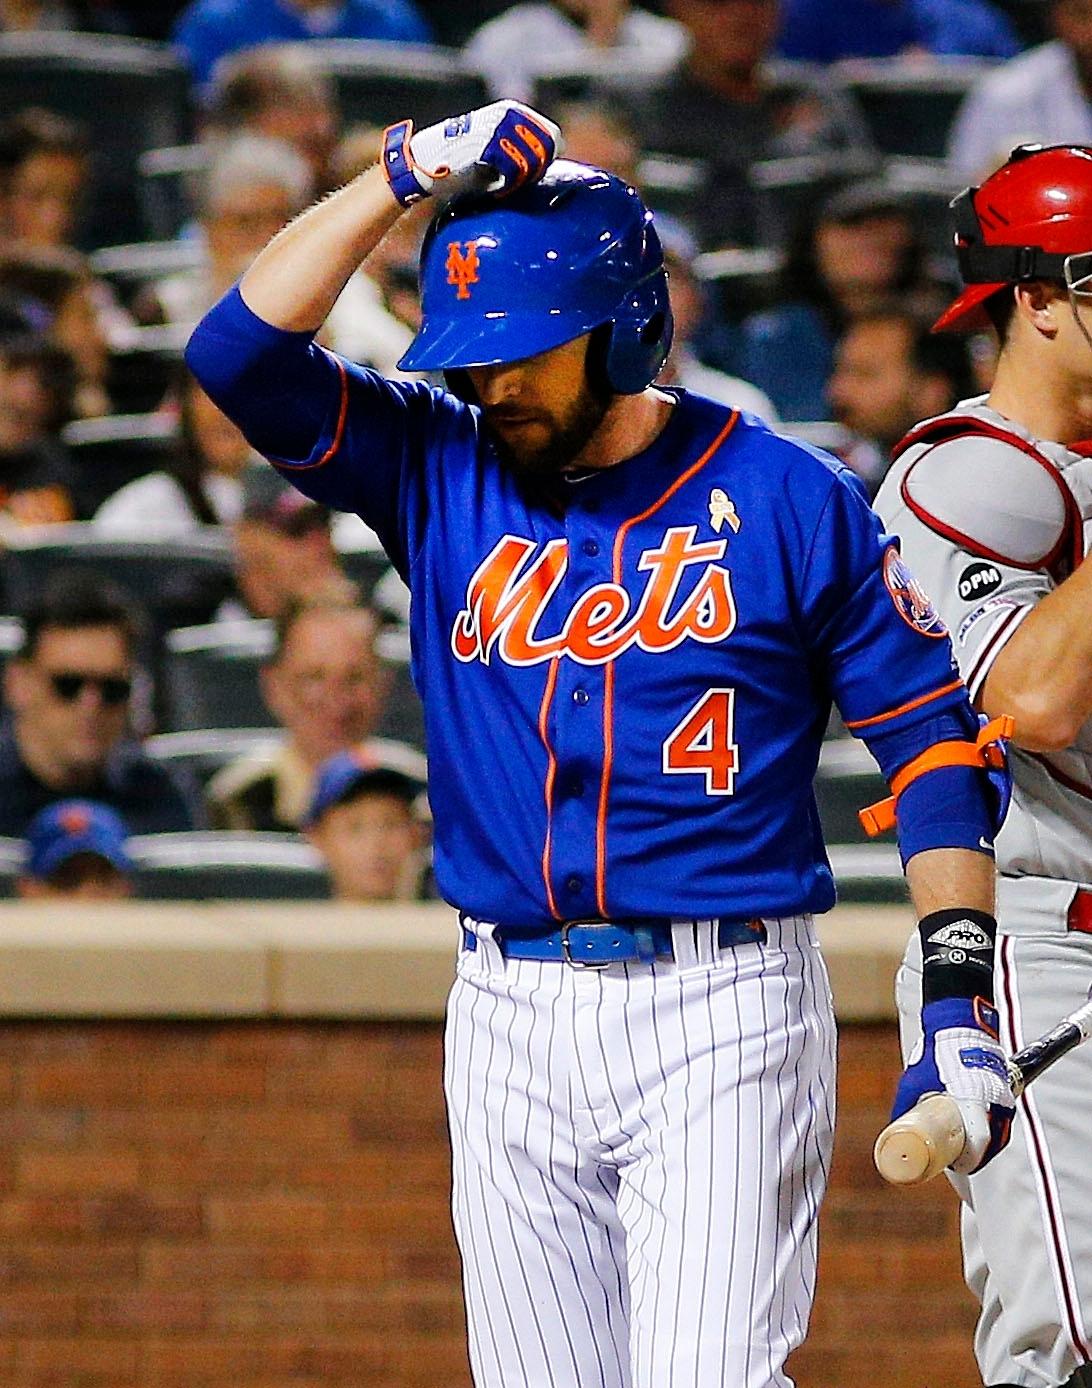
{"left": 873, "top": 1127, "right": 939, "bottom": 1185}
{"left": 873, "top": 1093, "right": 966, "bottom": 1186}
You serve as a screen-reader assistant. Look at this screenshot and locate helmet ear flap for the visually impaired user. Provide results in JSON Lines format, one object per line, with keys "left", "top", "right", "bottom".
{"left": 601, "top": 268, "right": 674, "bottom": 394}
{"left": 443, "top": 368, "right": 477, "bottom": 404}
{"left": 585, "top": 323, "right": 615, "bottom": 399}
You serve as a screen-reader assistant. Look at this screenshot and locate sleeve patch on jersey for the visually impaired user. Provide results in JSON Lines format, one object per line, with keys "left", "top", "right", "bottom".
{"left": 883, "top": 547, "right": 947, "bottom": 639}
{"left": 957, "top": 561, "right": 1003, "bottom": 603}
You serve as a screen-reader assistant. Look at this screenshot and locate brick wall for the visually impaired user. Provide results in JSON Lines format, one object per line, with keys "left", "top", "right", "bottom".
{"left": 0, "top": 1020, "right": 977, "bottom": 1388}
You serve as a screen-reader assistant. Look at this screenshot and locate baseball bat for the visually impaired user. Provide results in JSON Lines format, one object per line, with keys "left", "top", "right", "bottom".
{"left": 874, "top": 995, "right": 1092, "bottom": 1186}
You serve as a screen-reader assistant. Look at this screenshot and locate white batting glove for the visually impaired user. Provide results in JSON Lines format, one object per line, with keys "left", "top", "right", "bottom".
{"left": 892, "top": 997, "right": 1016, "bottom": 1174}
{"left": 382, "top": 101, "right": 561, "bottom": 207}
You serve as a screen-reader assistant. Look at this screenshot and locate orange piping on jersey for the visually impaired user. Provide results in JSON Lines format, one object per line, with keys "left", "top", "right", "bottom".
{"left": 859, "top": 714, "right": 1014, "bottom": 836}
{"left": 843, "top": 678, "right": 965, "bottom": 732}
{"left": 271, "top": 355, "right": 349, "bottom": 471}
{"left": 596, "top": 659, "right": 616, "bottom": 918}
{"left": 538, "top": 657, "right": 563, "bottom": 921}
{"left": 594, "top": 410, "right": 740, "bottom": 917}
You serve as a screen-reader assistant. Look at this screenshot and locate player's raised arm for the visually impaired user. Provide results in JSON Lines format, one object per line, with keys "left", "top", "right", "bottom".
{"left": 184, "top": 101, "right": 560, "bottom": 523}
{"left": 239, "top": 101, "right": 561, "bottom": 332}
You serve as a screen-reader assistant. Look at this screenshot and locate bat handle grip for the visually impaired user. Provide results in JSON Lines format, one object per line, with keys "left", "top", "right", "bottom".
{"left": 873, "top": 1093, "right": 966, "bottom": 1186}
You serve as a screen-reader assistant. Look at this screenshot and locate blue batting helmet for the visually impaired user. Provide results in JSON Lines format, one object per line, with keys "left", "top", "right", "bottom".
{"left": 397, "top": 160, "right": 673, "bottom": 395}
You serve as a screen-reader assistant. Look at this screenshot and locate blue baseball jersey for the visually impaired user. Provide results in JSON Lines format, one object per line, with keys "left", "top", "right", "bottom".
{"left": 187, "top": 292, "right": 973, "bottom": 928}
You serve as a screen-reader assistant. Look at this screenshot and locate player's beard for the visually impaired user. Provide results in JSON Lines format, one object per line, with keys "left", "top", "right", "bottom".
{"left": 484, "top": 379, "right": 613, "bottom": 480}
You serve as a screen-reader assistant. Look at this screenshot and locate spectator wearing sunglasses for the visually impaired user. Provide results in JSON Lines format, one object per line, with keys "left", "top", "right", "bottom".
{"left": 0, "top": 572, "right": 202, "bottom": 836}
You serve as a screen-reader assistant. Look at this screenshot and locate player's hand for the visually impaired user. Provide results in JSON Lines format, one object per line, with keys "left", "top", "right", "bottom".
{"left": 892, "top": 997, "right": 1015, "bottom": 1174}
{"left": 382, "top": 101, "right": 561, "bottom": 207}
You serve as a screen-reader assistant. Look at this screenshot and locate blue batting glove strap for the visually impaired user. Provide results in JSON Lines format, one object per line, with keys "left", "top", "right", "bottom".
{"left": 383, "top": 119, "right": 427, "bottom": 207}
{"left": 479, "top": 107, "right": 556, "bottom": 195}
{"left": 892, "top": 996, "right": 1015, "bottom": 1174}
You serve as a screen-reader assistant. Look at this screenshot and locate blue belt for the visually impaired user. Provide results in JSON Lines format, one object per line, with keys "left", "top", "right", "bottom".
{"left": 460, "top": 917, "right": 767, "bottom": 967}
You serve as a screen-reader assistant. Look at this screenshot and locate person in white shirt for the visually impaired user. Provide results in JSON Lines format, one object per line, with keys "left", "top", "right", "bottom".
{"left": 464, "top": 0, "right": 688, "bottom": 103}
{"left": 949, "top": 0, "right": 1092, "bottom": 182}
{"left": 94, "top": 370, "right": 256, "bottom": 535}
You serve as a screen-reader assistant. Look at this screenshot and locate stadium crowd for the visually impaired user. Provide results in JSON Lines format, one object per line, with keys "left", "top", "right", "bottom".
{"left": 0, "top": 0, "right": 1073, "bottom": 901}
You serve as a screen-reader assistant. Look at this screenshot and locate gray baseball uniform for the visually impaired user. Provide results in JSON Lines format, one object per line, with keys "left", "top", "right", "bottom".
{"left": 876, "top": 396, "right": 1092, "bottom": 1387}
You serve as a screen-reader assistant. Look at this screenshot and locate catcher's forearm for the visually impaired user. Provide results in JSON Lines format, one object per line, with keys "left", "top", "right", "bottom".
{"left": 240, "top": 164, "right": 402, "bottom": 334}
{"left": 981, "top": 552, "right": 1092, "bottom": 751}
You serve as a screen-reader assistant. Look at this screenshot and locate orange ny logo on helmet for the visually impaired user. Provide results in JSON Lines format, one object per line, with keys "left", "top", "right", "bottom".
{"left": 446, "top": 240, "right": 480, "bottom": 300}
{"left": 58, "top": 805, "right": 91, "bottom": 835}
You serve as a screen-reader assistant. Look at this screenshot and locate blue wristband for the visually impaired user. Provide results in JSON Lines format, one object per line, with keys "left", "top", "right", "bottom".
{"left": 383, "top": 120, "right": 426, "bottom": 206}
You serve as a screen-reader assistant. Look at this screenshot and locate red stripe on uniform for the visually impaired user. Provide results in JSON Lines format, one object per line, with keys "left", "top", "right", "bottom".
{"left": 1000, "top": 935, "right": 1092, "bottom": 1362}
{"left": 965, "top": 605, "right": 1024, "bottom": 701}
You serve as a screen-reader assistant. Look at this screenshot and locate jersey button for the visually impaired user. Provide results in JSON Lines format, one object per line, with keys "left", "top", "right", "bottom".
{"left": 566, "top": 779, "right": 585, "bottom": 798}
{"left": 581, "top": 539, "right": 600, "bottom": 557}
{"left": 565, "top": 875, "right": 583, "bottom": 894}
{"left": 572, "top": 688, "right": 590, "bottom": 706}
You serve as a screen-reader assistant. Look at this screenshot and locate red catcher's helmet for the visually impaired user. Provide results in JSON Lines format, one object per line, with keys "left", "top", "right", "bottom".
{"left": 934, "top": 144, "right": 1092, "bottom": 333}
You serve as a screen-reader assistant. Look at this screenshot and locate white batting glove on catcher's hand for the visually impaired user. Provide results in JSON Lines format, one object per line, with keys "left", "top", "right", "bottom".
{"left": 382, "top": 101, "right": 561, "bottom": 207}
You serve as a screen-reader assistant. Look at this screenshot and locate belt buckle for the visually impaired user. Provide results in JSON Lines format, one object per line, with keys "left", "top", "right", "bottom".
{"left": 560, "top": 921, "right": 613, "bottom": 969}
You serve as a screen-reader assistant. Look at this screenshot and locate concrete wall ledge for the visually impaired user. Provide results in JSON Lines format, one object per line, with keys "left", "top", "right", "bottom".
{"left": 0, "top": 900, "right": 914, "bottom": 1021}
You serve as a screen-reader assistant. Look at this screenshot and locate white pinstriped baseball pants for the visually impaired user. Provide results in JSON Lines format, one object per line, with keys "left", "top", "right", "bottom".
{"left": 444, "top": 914, "right": 837, "bottom": 1388}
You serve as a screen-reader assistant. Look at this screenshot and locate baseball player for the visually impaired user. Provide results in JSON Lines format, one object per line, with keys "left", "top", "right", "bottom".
{"left": 874, "top": 145, "right": 1092, "bottom": 1388}
{"left": 186, "top": 101, "right": 1015, "bottom": 1388}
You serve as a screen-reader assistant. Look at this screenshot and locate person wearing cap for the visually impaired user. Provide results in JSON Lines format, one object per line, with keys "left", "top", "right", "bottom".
{"left": 208, "top": 597, "right": 414, "bottom": 832}
{"left": 18, "top": 799, "right": 135, "bottom": 900}
{"left": 303, "top": 747, "right": 429, "bottom": 902}
{"left": 874, "top": 144, "right": 1092, "bottom": 1388}
{"left": 215, "top": 462, "right": 358, "bottom": 622}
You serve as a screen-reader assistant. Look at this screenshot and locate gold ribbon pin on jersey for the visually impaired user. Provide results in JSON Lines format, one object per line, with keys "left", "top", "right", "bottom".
{"left": 709, "top": 488, "right": 741, "bottom": 535}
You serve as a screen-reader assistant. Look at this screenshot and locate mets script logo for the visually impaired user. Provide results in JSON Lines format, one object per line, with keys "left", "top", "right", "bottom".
{"left": 451, "top": 525, "right": 737, "bottom": 666}
{"left": 446, "top": 241, "right": 480, "bottom": 300}
{"left": 883, "top": 547, "right": 946, "bottom": 638}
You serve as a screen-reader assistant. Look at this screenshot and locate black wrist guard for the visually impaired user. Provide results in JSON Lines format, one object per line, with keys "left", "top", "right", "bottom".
{"left": 918, "top": 908, "right": 997, "bottom": 1005}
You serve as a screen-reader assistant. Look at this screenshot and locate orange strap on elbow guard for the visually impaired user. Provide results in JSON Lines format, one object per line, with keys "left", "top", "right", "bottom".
{"left": 858, "top": 715, "right": 1015, "bottom": 838}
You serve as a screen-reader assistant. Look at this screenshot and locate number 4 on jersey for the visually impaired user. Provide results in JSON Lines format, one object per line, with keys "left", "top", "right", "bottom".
{"left": 663, "top": 689, "right": 739, "bottom": 796}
